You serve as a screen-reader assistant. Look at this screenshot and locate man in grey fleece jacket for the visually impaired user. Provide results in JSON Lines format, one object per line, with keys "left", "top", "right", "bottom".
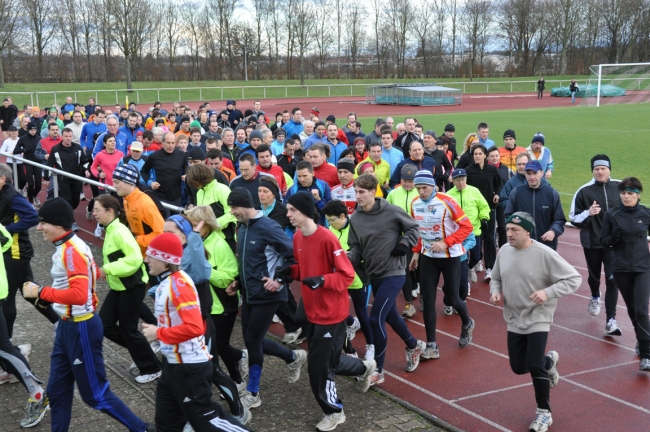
{"left": 347, "top": 173, "right": 424, "bottom": 385}
{"left": 490, "top": 212, "right": 581, "bottom": 432}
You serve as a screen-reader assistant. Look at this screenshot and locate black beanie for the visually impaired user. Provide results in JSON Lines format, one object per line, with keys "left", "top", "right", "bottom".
{"left": 38, "top": 197, "right": 73, "bottom": 230}
{"left": 503, "top": 129, "right": 516, "bottom": 140}
{"left": 227, "top": 187, "right": 254, "bottom": 208}
{"left": 591, "top": 154, "right": 611, "bottom": 171}
{"left": 287, "top": 191, "right": 316, "bottom": 218}
{"left": 337, "top": 159, "right": 355, "bottom": 174}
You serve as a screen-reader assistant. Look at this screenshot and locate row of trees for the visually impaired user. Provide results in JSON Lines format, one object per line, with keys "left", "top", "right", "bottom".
{"left": 1, "top": 0, "right": 650, "bottom": 86}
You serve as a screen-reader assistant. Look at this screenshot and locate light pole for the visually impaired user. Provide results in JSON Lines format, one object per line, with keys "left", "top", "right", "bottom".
{"left": 244, "top": 46, "right": 248, "bottom": 82}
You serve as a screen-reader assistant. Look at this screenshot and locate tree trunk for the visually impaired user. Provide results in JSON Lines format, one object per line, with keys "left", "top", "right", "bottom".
{"left": 0, "top": 56, "right": 4, "bottom": 88}
{"left": 125, "top": 55, "right": 133, "bottom": 91}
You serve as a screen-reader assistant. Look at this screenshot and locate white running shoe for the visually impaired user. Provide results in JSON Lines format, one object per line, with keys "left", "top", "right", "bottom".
{"left": 86, "top": 209, "right": 93, "bottom": 220}
{"left": 421, "top": 344, "right": 440, "bottom": 360}
{"left": 0, "top": 371, "right": 18, "bottom": 384}
{"left": 347, "top": 316, "right": 361, "bottom": 341}
{"left": 546, "top": 351, "right": 559, "bottom": 388}
{"left": 33, "top": 197, "right": 41, "bottom": 207}
{"left": 315, "top": 410, "right": 346, "bottom": 431}
{"left": 94, "top": 223, "right": 103, "bottom": 238}
{"left": 469, "top": 268, "right": 477, "bottom": 283}
{"left": 467, "top": 282, "right": 471, "bottom": 297}
{"left": 282, "top": 329, "right": 302, "bottom": 344}
{"left": 238, "top": 349, "right": 249, "bottom": 381}
{"left": 604, "top": 318, "right": 622, "bottom": 336}
{"left": 364, "top": 344, "right": 375, "bottom": 361}
{"left": 241, "top": 390, "right": 261, "bottom": 409}
{"left": 412, "top": 284, "right": 420, "bottom": 298}
{"left": 474, "top": 261, "right": 484, "bottom": 272}
{"left": 287, "top": 349, "right": 307, "bottom": 383}
{"left": 236, "top": 379, "right": 247, "bottom": 395}
{"left": 272, "top": 314, "right": 281, "bottom": 323}
{"left": 529, "top": 408, "right": 553, "bottom": 432}
{"left": 357, "top": 359, "right": 377, "bottom": 393}
{"left": 234, "top": 403, "right": 252, "bottom": 425}
{"left": 18, "top": 343, "right": 32, "bottom": 363}
{"left": 588, "top": 297, "right": 601, "bottom": 316}
{"left": 405, "top": 340, "right": 426, "bottom": 372}
{"left": 443, "top": 306, "right": 453, "bottom": 316}
{"left": 483, "top": 268, "right": 492, "bottom": 282}
{"left": 135, "top": 371, "right": 161, "bottom": 384}
{"left": 401, "top": 302, "right": 416, "bottom": 317}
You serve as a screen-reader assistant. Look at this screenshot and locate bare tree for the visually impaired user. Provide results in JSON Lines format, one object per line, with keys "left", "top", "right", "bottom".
{"left": 334, "top": 0, "right": 345, "bottom": 78}
{"left": 0, "top": 0, "right": 18, "bottom": 86}
{"left": 24, "top": 0, "right": 57, "bottom": 78}
{"left": 388, "top": 0, "right": 412, "bottom": 78}
{"left": 314, "top": 0, "right": 334, "bottom": 78}
{"left": 162, "top": 2, "right": 182, "bottom": 80}
{"left": 56, "top": 0, "right": 83, "bottom": 82}
{"left": 412, "top": 0, "right": 435, "bottom": 77}
{"left": 291, "top": 0, "right": 317, "bottom": 84}
{"left": 449, "top": 0, "right": 459, "bottom": 65}
{"left": 252, "top": 0, "right": 269, "bottom": 80}
{"left": 371, "top": 0, "right": 386, "bottom": 78}
{"left": 599, "top": 0, "right": 640, "bottom": 63}
{"left": 462, "top": 0, "right": 493, "bottom": 79}
{"left": 346, "top": 4, "right": 366, "bottom": 78}
{"left": 207, "top": 0, "right": 238, "bottom": 79}
{"left": 547, "top": 0, "right": 582, "bottom": 74}
{"left": 76, "top": 0, "right": 97, "bottom": 82}
{"left": 498, "top": 0, "right": 542, "bottom": 75}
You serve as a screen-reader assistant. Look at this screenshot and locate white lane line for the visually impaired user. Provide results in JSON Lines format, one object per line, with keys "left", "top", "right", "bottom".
{"left": 561, "top": 377, "right": 650, "bottom": 415}
{"left": 384, "top": 371, "right": 512, "bottom": 432}
{"left": 563, "top": 361, "right": 639, "bottom": 378}
{"left": 451, "top": 383, "right": 531, "bottom": 402}
{"left": 549, "top": 323, "right": 636, "bottom": 352}
{"left": 558, "top": 240, "right": 582, "bottom": 247}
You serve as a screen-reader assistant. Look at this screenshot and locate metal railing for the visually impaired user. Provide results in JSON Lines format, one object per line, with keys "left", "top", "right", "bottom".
{"left": 3, "top": 77, "right": 649, "bottom": 108}
{"left": 0, "top": 151, "right": 184, "bottom": 213}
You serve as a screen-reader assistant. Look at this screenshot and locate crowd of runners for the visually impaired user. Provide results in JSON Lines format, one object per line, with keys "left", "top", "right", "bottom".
{"left": 0, "top": 96, "right": 648, "bottom": 432}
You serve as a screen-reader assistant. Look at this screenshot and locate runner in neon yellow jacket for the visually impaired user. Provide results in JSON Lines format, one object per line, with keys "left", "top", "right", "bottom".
{"left": 0, "top": 223, "right": 12, "bottom": 299}
{"left": 94, "top": 195, "right": 161, "bottom": 382}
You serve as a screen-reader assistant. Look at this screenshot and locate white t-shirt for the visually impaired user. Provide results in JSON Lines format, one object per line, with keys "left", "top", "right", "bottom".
{"left": 0, "top": 137, "right": 21, "bottom": 164}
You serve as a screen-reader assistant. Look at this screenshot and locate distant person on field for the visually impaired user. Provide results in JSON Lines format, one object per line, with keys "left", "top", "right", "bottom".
{"left": 537, "top": 77, "right": 545, "bottom": 99}
{"left": 569, "top": 79, "right": 579, "bottom": 103}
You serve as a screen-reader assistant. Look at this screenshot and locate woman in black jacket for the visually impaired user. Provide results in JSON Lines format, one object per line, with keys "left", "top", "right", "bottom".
{"left": 600, "top": 177, "right": 650, "bottom": 372}
{"left": 13, "top": 122, "right": 42, "bottom": 206}
{"left": 465, "top": 144, "right": 502, "bottom": 281}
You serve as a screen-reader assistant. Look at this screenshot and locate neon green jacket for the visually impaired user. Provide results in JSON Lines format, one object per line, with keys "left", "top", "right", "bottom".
{"left": 0, "top": 224, "right": 13, "bottom": 300}
{"left": 196, "top": 180, "right": 237, "bottom": 240}
{"left": 329, "top": 222, "right": 363, "bottom": 290}
{"left": 102, "top": 218, "right": 149, "bottom": 291}
{"left": 386, "top": 185, "right": 419, "bottom": 214}
{"left": 356, "top": 157, "right": 391, "bottom": 186}
{"left": 446, "top": 185, "right": 490, "bottom": 236}
{"left": 204, "top": 231, "right": 239, "bottom": 315}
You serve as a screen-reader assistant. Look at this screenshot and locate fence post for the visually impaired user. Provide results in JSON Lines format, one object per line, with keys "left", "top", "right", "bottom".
{"left": 328, "top": 85, "right": 331, "bottom": 97}
{"left": 54, "top": 93, "right": 57, "bottom": 105}
{"left": 487, "top": 83, "right": 489, "bottom": 93}
{"left": 350, "top": 85, "right": 353, "bottom": 96}
{"left": 12, "top": 160, "right": 18, "bottom": 188}
{"left": 307, "top": 86, "right": 309, "bottom": 97}
{"left": 285, "top": 87, "right": 287, "bottom": 98}
{"left": 264, "top": 87, "right": 266, "bottom": 98}
{"left": 95, "top": 91, "right": 98, "bottom": 104}
{"left": 74, "top": 91, "right": 77, "bottom": 102}
{"left": 53, "top": 174, "right": 59, "bottom": 198}
{"left": 30, "top": 93, "right": 34, "bottom": 106}
{"left": 242, "top": 87, "right": 244, "bottom": 99}
{"left": 157, "top": 89, "right": 160, "bottom": 101}
{"left": 178, "top": 89, "right": 181, "bottom": 101}
{"left": 115, "top": 91, "right": 118, "bottom": 104}
{"left": 221, "top": 88, "right": 223, "bottom": 99}
{"left": 511, "top": 82, "right": 513, "bottom": 93}
{"left": 137, "top": 90, "right": 140, "bottom": 103}
{"left": 36, "top": 93, "right": 39, "bottom": 107}
{"left": 463, "top": 83, "right": 466, "bottom": 92}
{"left": 200, "top": 88, "right": 202, "bottom": 100}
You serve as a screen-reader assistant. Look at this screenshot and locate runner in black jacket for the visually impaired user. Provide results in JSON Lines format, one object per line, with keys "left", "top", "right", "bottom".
{"left": 569, "top": 154, "right": 621, "bottom": 333}
{"left": 599, "top": 177, "right": 650, "bottom": 371}
{"left": 13, "top": 123, "right": 43, "bottom": 205}
{"left": 140, "top": 132, "right": 187, "bottom": 207}
{"left": 47, "top": 128, "right": 90, "bottom": 218}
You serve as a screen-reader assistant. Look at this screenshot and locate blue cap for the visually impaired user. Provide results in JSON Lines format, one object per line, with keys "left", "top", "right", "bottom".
{"left": 451, "top": 168, "right": 467, "bottom": 179}
{"left": 525, "top": 161, "right": 543, "bottom": 172}
{"left": 226, "top": 99, "right": 235, "bottom": 105}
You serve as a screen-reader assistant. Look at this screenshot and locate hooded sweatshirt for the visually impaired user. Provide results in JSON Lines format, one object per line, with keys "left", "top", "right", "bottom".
{"left": 347, "top": 198, "right": 419, "bottom": 280}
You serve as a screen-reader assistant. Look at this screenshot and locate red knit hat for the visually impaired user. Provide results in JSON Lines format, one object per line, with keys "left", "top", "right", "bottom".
{"left": 146, "top": 233, "right": 183, "bottom": 265}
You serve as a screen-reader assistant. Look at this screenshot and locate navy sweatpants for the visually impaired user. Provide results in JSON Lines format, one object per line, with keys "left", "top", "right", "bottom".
{"left": 47, "top": 314, "right": 146, "bottom": 432}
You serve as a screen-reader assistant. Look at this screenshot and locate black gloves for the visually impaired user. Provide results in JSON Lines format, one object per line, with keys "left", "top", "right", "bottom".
{"left": 391, "top": 242, "right": 410, "bottom": 256}
{"left": 481, "top": 219, "right": 488, "bottom": 232}
{"left": 302, "top": 276, "right": 325, "bottom": 290}
{"left": 276, "top": 265, "right": 293, "bottom": 282}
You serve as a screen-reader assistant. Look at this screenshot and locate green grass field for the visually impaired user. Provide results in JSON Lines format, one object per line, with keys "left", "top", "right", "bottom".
{"left": 2, "top": 76, "right": 591, "bottom": 108}
{"left": 359, "top": 103, "right": 650, "bottom": 214}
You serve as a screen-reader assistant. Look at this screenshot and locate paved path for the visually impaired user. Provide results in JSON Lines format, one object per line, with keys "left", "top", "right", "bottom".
{"left": 0, "top": 228, "right": 443, "bottom": 432}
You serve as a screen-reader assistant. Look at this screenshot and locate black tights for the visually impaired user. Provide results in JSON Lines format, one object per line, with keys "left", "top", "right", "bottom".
{"left": 507, "top": 331, "right": 552, "bottom": 411}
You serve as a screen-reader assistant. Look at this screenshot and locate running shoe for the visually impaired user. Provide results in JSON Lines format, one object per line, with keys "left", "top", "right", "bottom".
{"left": 94, "top": 224, "right": 103, "bottom": 238}
{"left": 364, "top": 344, "right": 375, "bottom": 361}
{"left": 483, "top": 268, "right": 492, "bottom": 282}
{"left": 272, "top": 314, "right": 281, "bottom": 323}
{"left": 21, "top": 188, "right": 27, "bottom": 197}
{"left": 241, "top": 390, "right": 261, "bottom": 409}
{"left": 18, "top": 343, "right": 31, "bottom": 362}
{"left": 135, "top": 371, "right": 161, "bottom": 384}
{"left": 282, "top": 329, "right": 302, "bottom": 344}
{"left": 315, "top": 410, "right": 346, "bottom": 431}
{"left": 80, "top": 192, "right": 87, "bottom": 201}
{"left": 469, "top": 268, "right": 477, "bottom": 283}
{"left": 459, "top": 318, "right": 475, "bottom": 348}
{"left": 640, "top": 358, "right": 650, "bottom": 372}
{"left": 294, "top": 330, "right": 307, "bottom": 344}
{"left": 412, "top": 284, "right": 420, "bottom": 298}
{"left": 405, "top": 340, "right": 426, "bottom": 372}
{"left": 182, "top": 422, "right": 194, "bottom": 432}
{"left": 421, "top": 344, "right": 440, "bottom": 360}
{"left": 33, "top": 197, "right": 41, "bottom": 207}
{"left": 20, "top": 394, "right": 50, "bottom": 428}
{"left": 369, "top": 370, "right": 385, "bottom": 386}
{"left": 474, "top": 261, "right": 484, "bottom": 272}
{"left": 529, "top": 408, "right": 553, "bottom": 432}
{"left": 546, "top": 351, "right": 559, "bottom": 388}
{"left": 72, "top": 222, "right": 79, "bottom": 232}
{"left": 234, "top": 404, "right": 252, "bottom": 425}
{"left": 443, "top": 306, "right": 453, "bottom": 316}
{"left": 467, "top": 282, "right": 471, "bottom": 297}
{"left": 588, "top": 296, "right": 601, "bottom": 316}
{"left": 347, "top": 316, "right": 361, "bottom": 341}
{"left": 238, "top": 349, "right": 249, "bottom": 381}
{"left": 357, "top": 359, "right": 377, "bottom": 393}
{"left": 86, "top": 209, "right": 93, "bottom": 220}
{"left": 150, "top": 341, "right": 161, "bottom": 354}
{"left": 287, "top": 349, "right": 307, "bottom": 383}
{"left": 402, "top": 302, "right": 416, "bottom": 318}
{"left": 604, "top": 318, "right": 622, "bottom": 336}
{"left": 0, "top": 371, "right": 18, "bottom": 384}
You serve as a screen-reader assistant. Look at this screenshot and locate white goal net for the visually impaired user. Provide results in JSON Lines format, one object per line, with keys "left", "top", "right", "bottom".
{"left": 584, "top": 62, "right": 650, "bottom": 107}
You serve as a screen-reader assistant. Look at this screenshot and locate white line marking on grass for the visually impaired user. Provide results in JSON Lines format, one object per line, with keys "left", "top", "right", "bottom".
{"left": 384, "top": 371, "right": 513, "bottom": 432}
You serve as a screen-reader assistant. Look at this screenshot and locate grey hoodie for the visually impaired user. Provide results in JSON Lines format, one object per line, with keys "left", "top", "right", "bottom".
{"left": 347, "top": 198, "right": 420, "bottom": 280}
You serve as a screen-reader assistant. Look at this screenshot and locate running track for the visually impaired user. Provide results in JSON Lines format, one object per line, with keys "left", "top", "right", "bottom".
{"left": 10, "top": 91, "right": 650, "bottom": 431}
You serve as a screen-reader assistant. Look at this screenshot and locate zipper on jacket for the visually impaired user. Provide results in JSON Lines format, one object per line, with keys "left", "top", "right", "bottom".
{"left": 603, "top": 183, "right": 609, "bottom": 210}
{"left": 242, "top": 226, "right": 249, "bottom": 303}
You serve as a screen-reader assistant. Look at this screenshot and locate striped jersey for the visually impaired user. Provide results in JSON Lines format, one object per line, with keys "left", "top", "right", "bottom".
{"left": 154, "top": 270, "right": 210, "bottom": 364}
{"left": 411, "top": 192, "right": 473, "bottom": 258}
{"left": 330, "top": 183, "right": 356, "bottom": 215}
{"left": 41, "top": 233, "right": 98, "bottom": 319}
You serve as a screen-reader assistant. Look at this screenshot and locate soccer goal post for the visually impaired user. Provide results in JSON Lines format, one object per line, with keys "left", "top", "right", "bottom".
{"left": 587, "top": 62, "right": 650, "bottom": 107}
